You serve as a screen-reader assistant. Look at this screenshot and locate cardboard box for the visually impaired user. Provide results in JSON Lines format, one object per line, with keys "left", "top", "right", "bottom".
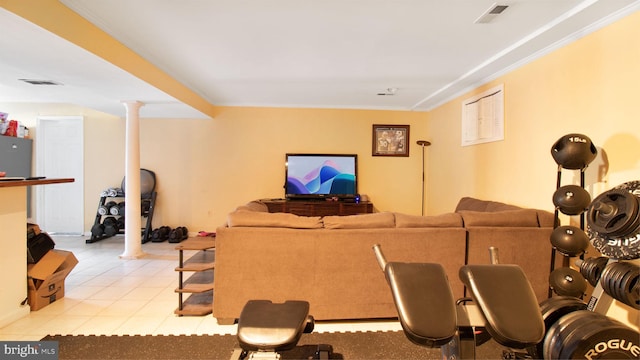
{"left": 27, "top": 249, "right": 78, "bottom": 311}
{"left": 27, "top": 232, "right": 55, "bottom": 264}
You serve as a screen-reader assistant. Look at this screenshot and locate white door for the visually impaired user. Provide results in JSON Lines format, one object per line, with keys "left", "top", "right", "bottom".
{"left": 36, "top": 116, "right": 84, "bottom": 235}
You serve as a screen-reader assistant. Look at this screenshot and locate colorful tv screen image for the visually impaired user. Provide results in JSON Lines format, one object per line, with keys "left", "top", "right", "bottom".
{"left": 286, "top": 154, "right": 357, "bottom": 197}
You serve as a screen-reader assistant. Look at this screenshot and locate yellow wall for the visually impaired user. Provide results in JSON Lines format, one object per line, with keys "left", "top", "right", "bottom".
{"left": 427, "top": 10, "right": 640, "bottom": 215}
{"left": 0, "top": 103, "right": 427, "bottom": 231}
{"left": 2, "top": 10, "right": 638, "bottom": 233}
{"left": 425, "top": 10, "right": 640, "bottom": 330}
{"left": 139, "top": 107, "right": 427, "bottom": 230}
{"left": 0, "top": 103, "right": 125, "bottom": 231}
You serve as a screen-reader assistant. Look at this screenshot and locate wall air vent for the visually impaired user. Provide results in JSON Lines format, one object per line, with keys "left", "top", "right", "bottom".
{"left": 19, "top": 79, "right": 63, "bottom": 86}
{"left": 475, "top": 3, "right": 509, "bottom": 24}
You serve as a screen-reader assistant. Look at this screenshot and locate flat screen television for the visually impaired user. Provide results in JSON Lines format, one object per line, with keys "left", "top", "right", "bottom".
{"left": 285, "top": 153, "right": 358, "bottom": 200}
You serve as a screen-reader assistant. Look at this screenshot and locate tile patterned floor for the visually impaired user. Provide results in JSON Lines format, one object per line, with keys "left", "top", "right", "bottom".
{"left": 1, "top": 235, "right": 401, "bottom": 340}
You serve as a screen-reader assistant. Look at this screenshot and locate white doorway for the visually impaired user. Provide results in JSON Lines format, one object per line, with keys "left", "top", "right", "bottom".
{"left": 36, "top": 116, "right": 84, "bottom": 235}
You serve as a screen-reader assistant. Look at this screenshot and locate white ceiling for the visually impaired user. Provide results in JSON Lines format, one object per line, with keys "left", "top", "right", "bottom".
{"left": 0, "top": 0, "right": 638, "bottom": 119}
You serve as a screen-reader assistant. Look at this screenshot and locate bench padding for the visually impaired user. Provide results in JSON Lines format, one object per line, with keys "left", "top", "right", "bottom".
{"left": 459, "top": 265, "right": 545, "bottom": 348}
{"left": 237, "top": 300, "right": 310, "bottom": 352}
{"left": 385, "top": 262, "right": 457, "bottom": 347}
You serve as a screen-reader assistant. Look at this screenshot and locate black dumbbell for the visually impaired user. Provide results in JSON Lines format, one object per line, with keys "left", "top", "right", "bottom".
{"left": 178, "top": 226, "right": 189, "bottom": 240}
{"left": 111, "top": 201, "right": 125, "bottom": 216}
{"left": 151, "top": 226, "right": 171, "bottom": 242}
{"left": 103, "top": 216, "right": 120, "bottom": 237}
{"left": 117, "top": 216, "right": 125, "bottom": 230}
{"left": 98, "top": 201, "right": 117, "bottom": 216}
{"left": 168, "top": 226, "right": 189, "bottom": 243}
{"left": 91, "top": 223, "right": 105, "bottom": 238}
{"left": 110, "top": 201, "right": 122, "bottom": 216}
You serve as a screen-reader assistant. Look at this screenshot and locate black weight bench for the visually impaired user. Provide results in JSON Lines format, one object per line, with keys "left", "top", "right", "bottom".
{"left": 459, "top": 264, "right": 545, "bottom": 350}
{"left": 374, "top": 244, "right": 545, "bottom": 359}
{"left": 384, "top": 261, "right": 458, "bottom": 347}
{"left": 231, "top": 300, "right": 332, "bottom": 360}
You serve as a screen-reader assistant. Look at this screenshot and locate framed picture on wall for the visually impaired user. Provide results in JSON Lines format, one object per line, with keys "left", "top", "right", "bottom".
{"left": 372, "top": 124, "right": 410, "bottom": 157}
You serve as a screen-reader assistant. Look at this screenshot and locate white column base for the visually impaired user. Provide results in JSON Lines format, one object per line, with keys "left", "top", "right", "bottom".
{"left": 119, "top": 252, "right": 148, "bottom": 260}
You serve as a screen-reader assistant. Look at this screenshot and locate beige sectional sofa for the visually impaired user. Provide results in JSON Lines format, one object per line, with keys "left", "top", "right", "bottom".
{"left": 213, "top": 197, "right": 556, "bottom": 324}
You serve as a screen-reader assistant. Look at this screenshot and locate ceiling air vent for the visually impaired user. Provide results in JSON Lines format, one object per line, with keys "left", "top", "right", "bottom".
{"left": 377, "top": 87, "right": 398, "bottom": 96}
{"left": 475, "top": 3, "right": 509, "bottom": 24}
{"left": 19, "top": 79, "right": 63, "bottom": 86}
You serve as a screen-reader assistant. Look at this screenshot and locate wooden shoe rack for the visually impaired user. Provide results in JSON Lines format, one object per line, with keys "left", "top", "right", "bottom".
{"left": 174, "top": 237, "right": 215, "bottom": 316}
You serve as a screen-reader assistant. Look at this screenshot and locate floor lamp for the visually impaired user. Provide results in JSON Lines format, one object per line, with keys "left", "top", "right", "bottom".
{"left": 416, "top": 140, "right": 431, "bottom": 216}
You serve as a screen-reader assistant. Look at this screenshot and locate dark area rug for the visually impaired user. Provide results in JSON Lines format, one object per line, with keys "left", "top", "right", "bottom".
{"left": 42, "top": 331, "right": 504, "bottom": 359}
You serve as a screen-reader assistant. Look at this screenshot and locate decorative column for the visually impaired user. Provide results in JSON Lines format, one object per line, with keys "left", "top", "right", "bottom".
{"left": 120, "top": 101, "right": 146, "bottom": 259}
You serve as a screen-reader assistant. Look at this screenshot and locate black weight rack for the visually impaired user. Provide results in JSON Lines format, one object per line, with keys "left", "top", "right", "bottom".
{"left": 88, "top": 191, "right": 157, "bottom": 244}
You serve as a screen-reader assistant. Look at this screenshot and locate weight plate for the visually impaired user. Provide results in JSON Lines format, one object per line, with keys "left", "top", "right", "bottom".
{"left": 631, "top": 280, "right": 640, "bottom": 310}
{"left": 544, "top": 310, "right": 593, "bottom": 360}
{"left": 601, "top": 262, "right": 622, "bottom": 302}
{"left": 589, "top": 233, "right": 640, "bottom": 260}
{"left": 607, "top": 264, "right": 623, "bottom": 301}
{"left": 543, "top": 314, "right": 563, "bottom": 360}
{"left": 618, "top": 263, "right": 639, "bottom": 309}
{"left": 613, "top": 263, "right": 634, "bottom": 306}
{"left": 561, "top": 314, "right": 614, "bottom": 360}
{"left": 616, "top": 264, "right": 633, "bottom": 306}
{"left": 545, "top": 311, "right": 612, "bottom": 360}
{"left": 588, "top": 190, "right": 640, "bottom": 237}
{"left": 587, "top": 181, "right": 640, "bottom": 260}
{"left": 534, "top": 296, "right": 588, "bottom": 357}
{"left": 559, "top": 312, "right": 640, "bottom": 359}
{"left": 579, "top": 257, "right": 608, "bottom": 287}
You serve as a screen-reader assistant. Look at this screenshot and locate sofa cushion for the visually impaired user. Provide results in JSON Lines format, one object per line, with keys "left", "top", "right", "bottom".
{"left": 323, "top": 212, "right": 395, "bottom": 229}
{"left": 459, "top": 209, "right": 539, "bottom": 227}
{"left": 394, "top": 212, "right": 463, "bottom": 228}
{"left": 227, "top": 210, "right": 323, "bottom": 229}
{"left": 455, "top": 197, "right": 521, "bottom": 212}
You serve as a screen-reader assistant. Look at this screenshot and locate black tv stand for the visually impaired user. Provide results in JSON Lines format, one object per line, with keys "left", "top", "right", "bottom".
{"left": 261, "top": 199, "right": 373, "bottom": 216}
